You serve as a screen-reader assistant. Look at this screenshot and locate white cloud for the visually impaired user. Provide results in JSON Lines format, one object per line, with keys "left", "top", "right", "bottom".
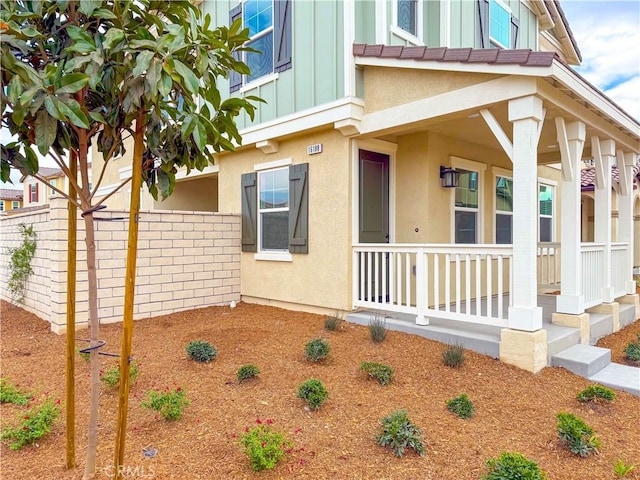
{"left": 562, "top": 0, "right": 640, "bottom": 120}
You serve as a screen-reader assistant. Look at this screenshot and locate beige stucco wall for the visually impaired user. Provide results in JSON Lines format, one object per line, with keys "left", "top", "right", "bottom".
{"left": 153, "top": 175, "right": 219, "bottom": 212}
{"left": 217, "top": 128, "right": 353, "bottom": 312}
{"left": 363, "top": 68, "right": 501, "bottom": 113}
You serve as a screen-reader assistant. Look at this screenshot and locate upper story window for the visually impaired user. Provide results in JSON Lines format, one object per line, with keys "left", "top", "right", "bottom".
{"left": 495, "top": 175, "right": 513, "bottom": 244}
{"left": 539, "top": 184, "right": 554, "bottom": 242}
{"left": 30, "top": 183, "right": 38, "bottom": 203}
{"left": 477, "top": 0, "right": 519, "bottom": 49}
{"left": 397, "top": 0, "right": 418, "bottom": 36}
{"left": 12, "top": 201, "right": 19, "bottom": 209}
{"left": 0, "top": 200, "right": 4, "bottom": 211}
{"left": 489, "top": 0, "right": 510, "bottom": 48}
{"left": 230, "top": 0, "right": 292, "bottom": 92}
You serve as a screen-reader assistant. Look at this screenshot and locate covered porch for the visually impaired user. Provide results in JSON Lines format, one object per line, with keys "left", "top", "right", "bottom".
{"left": 349, "top": 45, "right": 640, "bottom": 372}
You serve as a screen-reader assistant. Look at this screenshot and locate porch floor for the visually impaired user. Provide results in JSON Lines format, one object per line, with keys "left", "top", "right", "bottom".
{"left": 346, "top": 294, "right": 636, "bottom": 362}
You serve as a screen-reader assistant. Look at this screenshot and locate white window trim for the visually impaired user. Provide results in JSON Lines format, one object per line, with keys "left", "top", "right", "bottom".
{"left": 538, "top": 178, "right": 557, "bottom": 243}
{"left": 241, "top": 1, "right": 276, "bottom": 89}
{"left": 489, "top": 0, "right": 511, "bottom": 49}
{"left": 492, "top": 167, "right": 513, "bottom": 244}
{"left": 240, "top": 72, "right": 279, "bottom": 94}
{"left": 450, "top": 157, "right": 486, "bottom": 244}
{"left": 253, "top": 160, "right": 293, "bottom": 261}
{"left": 390, "top": 0, "right": 424, "bottom": 46}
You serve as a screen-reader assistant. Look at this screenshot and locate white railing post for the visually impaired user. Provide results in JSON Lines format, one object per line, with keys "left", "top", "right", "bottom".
{"left": 618, "top": 151, "right": 637, "bottom": 295}
{"left": 415, "top": 248, "right": 427, "bottom": 325}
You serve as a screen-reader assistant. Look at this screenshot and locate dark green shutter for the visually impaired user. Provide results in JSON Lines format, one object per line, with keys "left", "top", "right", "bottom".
{"left": 477, "top": 0, "right": 490, "bottom": 48}
{"left": 229, "top": 4, "right": 243, "bottom": 93}
{"left": 510, "top": 14, "right": 520, "bottom": 49}
{"left": 289, "top": 163, "right": 308, "bottom": 254}
{"left": 274, "top": 0, "right": 292, "bottom": 72}
{"left": 241, "top": 172, "right": 257, "bottom": 252}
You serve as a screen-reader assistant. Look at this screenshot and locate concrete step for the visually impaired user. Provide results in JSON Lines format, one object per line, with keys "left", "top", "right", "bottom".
{"left": 345, "top": 312, "right": 501, "bottom": 359}
{"left": 545, "top": 323, "right": 582, "bottom": 362}
{"left": 589, "top": 312, "right": 614, "bottom": 344}
{"left": 619, "top": 302, "right": 637, "bottom": 329}
{"left": 588, "top": 363, "right": 640, "bottom": 396}
{"left": 551, "top": 344, "right": 611, "bottom": 378}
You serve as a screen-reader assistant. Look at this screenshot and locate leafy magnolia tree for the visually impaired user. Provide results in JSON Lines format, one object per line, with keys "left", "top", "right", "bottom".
{"left": 0, "top": 1, "right": 259, "bottom": 478}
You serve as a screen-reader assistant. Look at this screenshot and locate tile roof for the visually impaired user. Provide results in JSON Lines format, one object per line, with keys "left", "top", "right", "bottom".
{"left": 0, "top": 189, "right": 23, "bottom": 200}
{"left": 581, "top": 166, "right": 640, "bottom": 191}
{"left": 353, "top": 44, "right": 559, "bottom": 68}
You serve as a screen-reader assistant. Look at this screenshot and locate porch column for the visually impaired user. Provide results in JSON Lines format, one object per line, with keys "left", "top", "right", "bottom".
{"left": 556, "top": 118, "right": 586, "bottom": 314}
{"left": 507, "top": 95, "right": 544, "bottom": 331}
{"left": 593, "top": 137, "right": 615, "bottom": 302}
{"left": 618, "top": 151, "right": 637, "bottom": 295}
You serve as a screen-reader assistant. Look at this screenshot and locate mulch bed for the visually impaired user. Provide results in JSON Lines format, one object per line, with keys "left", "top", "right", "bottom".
{"left": 1, "top": 300, "right": 639, "bottom": 480}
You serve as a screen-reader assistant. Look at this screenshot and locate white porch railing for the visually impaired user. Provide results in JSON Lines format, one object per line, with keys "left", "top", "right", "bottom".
{"left": 611, "top": 242, "right": 629, "bottom": 298}
{"left": 537, "top": 242, "right": 561, "bottom": 287}
{"left": 581, "top": 243, "right": 605, "bottom": 308}
{"left": 352, "top": 244, "right": 513, "bottom": 328}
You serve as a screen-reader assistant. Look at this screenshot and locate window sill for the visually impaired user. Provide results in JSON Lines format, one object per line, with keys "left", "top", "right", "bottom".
{"left": 240, "top": 72, "right": 280, "bottom": 94}
{"left": 389, "top": 25, "right": 424, "bottom": 46}
{"left": 254, "top": 252, "right": 293, "bottom": 262}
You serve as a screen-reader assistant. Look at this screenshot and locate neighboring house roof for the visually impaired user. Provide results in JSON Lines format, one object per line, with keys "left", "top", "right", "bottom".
{"left": 0, "top": 189, "right": 23, "bottom": 200}
{"left": 20, "top": 166, "right": 64, "bottom": 182}
{"left": 580, "top": 166, "right": 640, "bottom": 191}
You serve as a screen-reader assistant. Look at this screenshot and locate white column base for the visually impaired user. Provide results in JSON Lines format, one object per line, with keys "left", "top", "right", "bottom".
{"left": 556, "top": 294, "right": 585, "bottom": 315}
{"left": 600, "top": 286, "right": 615, "bottom": 304}
{"left": 626, "top": 280, "right": 636, "bottom": 295}
{"left": 508, "top": 306, "right": 543, "bottom": 331}
{"left": 416, "top": 314, "right": 429, "bottom": 326}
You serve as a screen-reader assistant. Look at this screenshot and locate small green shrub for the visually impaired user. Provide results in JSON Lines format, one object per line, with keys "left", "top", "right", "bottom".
{"left": 6, "top": 223, "right": 37, "bottom": 303}
{"left": 614, "top": 459, "right": 636, "bottom": 478}
{"left": 237, "top": 364, "right": 260, "bottom": 382}
{"left": 556, "top": 412, "right": 600, "bottom": 457}
{"left": 624, "top": 339, "right": 640, "bottom": 363}
{"left": 76, "top": 348, "right": 90, "bottom": 362}
{"left": 442, "top": 343, "right": 465, "bottom": 367}
{"left": 100, "top": 362, "right": 139, "bottom": 388}
{"left": 1, "top": 400, "right": 60, "bottom": 450}
{"left": 447, "top": 393, "right": 474, "bottom": 419}
{"left": 368, "top": 314, "right": 388, "bottom": 343}
{"left": 0, "top": 378, "right": 31, "bottom": 406}
{"left": 241, "top": 422, "right": 292, "bottom": 471}
{"left": 324, "top": 314, "right": 341, "bottom": 331}
{"left": 376, "top": 409, "right": 425, "bottom": 458}
{"left": 576, "top": 384, "right": 615, "bottom": 403}
{"left": 142, "top": 387, "right": 190, "bottom": 420}
{"left": 482, "top": 452, "right": 547, "bottom": 480}
{"left": 185, "top": 340, "right": 217, "bottom": 363}
{"left": 304, "top": 338, "right": 330, "bottom": 362}
{"left": 360, "top": 362, "right": 394, "bottom": 386}
{"left": 297, "top": 379, "right": 328, "bottom": 410}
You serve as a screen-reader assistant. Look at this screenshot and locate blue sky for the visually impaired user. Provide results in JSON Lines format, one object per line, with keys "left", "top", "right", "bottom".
{"left": 561, "top": 0, "right": 640, "bottom": 120}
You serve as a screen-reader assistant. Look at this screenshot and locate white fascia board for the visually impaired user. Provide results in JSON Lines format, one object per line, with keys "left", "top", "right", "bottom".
{"left": 238, "top": 97, "right": 365, "bottom": 146}
{"left": 550, "top": 63, "right": 640, "bottom": 138}
{"left": 359, "top": 76, "right": 537, "bottom": 135}
{"left": 355, "top": 56, "right": 554, "bottom": 77}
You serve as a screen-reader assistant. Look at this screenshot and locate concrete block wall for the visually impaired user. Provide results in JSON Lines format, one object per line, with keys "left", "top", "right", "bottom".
{"left": 1, "top": 196, "right": 241, "bottom": 332}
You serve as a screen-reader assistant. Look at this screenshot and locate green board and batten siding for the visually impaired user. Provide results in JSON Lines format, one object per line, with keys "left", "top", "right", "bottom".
{"left": 206, "top": 1, "right": 345, "bottom": 131}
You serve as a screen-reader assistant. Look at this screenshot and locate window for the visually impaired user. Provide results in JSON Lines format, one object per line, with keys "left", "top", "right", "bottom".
{"left": 454, "top": 169, "right": 480, "bottom": 244}
{"left": 397, "top": 0, "right": 418, "bottom": 36}
{"left": 258, "top": 167, "right": 289, "bottom": 251}
{"left": 539, "top": 184, "right": 554, "bottom": 242}
{"left": 241, "top": 163, "right": 309, "bottom": 256}
{"left": 477, "top": 0, "right": 519, "bottom": 49}
{"left": 30, "top": 183, "right": 38, "bottom": 203}
{"left": 0, "top": 200, "right": 4, "bottom": 211}
{"left": 12, "top": 201, "right": 19, "bottom": 209}
{"left": 495, "top": 176, "right": 513, "bottom": 244}
{"left": 230, "top": 0, "right": 292, "bottom": 92}
{"left": 489, "top": 0, "right": 510, "bottom": 47}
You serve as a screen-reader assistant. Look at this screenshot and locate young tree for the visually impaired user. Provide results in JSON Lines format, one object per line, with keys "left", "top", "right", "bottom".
{"left": 1, "top": 1, "right": 259, "bottom": 478}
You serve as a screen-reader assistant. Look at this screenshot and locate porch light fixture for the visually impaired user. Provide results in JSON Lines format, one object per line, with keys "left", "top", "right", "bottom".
{"left": 440, "top": 166, "right": 459, "bottom": 188}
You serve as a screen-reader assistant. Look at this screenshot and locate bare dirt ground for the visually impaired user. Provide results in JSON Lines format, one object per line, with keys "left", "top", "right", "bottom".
{"left": 1, "top": 300, "right": 639, "bottom": 480}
